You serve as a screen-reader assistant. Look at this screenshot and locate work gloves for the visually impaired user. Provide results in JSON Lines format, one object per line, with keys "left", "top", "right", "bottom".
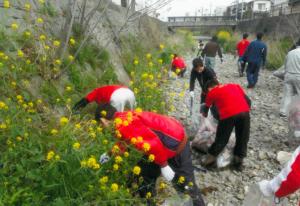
{"left": 99, "top": 153, "right": 110, "bottom": 164}
{"left": 161, "top": 165, "right": 175, "bottom": 182}
{"left": 189, "top": 91, "right": 194, "bottom": 99}
{"left": 72, "top": 98, "right": 89, "bottom": 112}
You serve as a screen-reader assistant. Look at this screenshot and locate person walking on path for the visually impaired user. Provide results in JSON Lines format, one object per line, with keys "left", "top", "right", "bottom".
{"left": 72, "top": 85, "right": 135, "bottom": 119}
{"left": 242, "top": 32, "right": 267, "bottom": 88}
{"left": 98, "top": 104, "right": 206, "bottom": 206}
{"left": 201, "top": 36, "right": 223, "bottom": 71}
{"left": 200, "top": 79, "right": 251, "bottom": 171}
{"left": 279, "top": 41, "right": 300, "bottom": 117}
{"left": 258, "top": 145, "right": 300, "bottom": 205}
{"left": 171, "top": 54, "right": 187, "bottom": 77}
{"left": 236, "top": 33, "right": 250, "bottom": 77}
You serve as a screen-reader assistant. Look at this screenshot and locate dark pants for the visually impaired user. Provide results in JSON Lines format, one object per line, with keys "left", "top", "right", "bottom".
{"left": 137, "top": 142, "right": 205, "bottom": 206}
{"left": 238, "top": 57, "right": 246, "bottom": 76}
{"left": 208, "top": 112, "right": 250, "bottom": 158}
{"left": 246, "top": 62, "right": 260, "bottom": 87}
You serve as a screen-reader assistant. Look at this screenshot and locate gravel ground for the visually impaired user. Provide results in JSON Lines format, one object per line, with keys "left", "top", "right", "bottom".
{"left": 165, "top": 54, "right": 300, "bottom": 206}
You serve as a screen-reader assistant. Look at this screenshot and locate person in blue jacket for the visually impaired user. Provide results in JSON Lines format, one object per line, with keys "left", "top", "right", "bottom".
{"left": 243, "top": 32, "right": 267, "bottom": 88}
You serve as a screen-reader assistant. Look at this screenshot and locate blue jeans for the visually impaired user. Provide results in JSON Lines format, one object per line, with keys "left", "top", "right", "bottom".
{"left": 204, "top": 57, "right": 216, "bottom": 70}
{"left": 246, "top": 62, "right": 260, "bottom": 86}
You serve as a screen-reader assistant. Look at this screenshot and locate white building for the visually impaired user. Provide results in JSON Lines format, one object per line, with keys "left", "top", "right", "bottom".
{"left": 248, "top": 0, "right": 272, "bottom": 12}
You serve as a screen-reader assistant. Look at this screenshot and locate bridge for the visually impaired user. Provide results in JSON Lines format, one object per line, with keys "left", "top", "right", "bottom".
{"left": 167, "top": 16, "right": 237, "bottom": 33}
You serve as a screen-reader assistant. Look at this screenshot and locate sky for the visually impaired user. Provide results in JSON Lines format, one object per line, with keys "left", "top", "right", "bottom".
{"left": 154, "top": 0, "right": 236, "bottom": 21}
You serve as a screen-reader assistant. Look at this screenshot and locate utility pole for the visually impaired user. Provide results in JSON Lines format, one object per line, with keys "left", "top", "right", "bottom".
{"left": 236, "top": 0, "right": 239, "bottom": 21}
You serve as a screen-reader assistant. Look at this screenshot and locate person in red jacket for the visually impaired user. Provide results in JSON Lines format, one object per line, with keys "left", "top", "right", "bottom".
{"left": 236, "top": 33, "right": 250, "bottom": 77}
{"left": 171, "top": 54, "right": 187, "bottom": 77}
{"left": 98, "top": 104, "right": 205, "bottom": 206}
{"left": 72, "top": 85, "right": 135, "bottom": 119}
{"left": 200, "top": 79, "right": 251, "bottom": 170}
{"left": 258, "top": 146, "right": 300, "bottom": 205}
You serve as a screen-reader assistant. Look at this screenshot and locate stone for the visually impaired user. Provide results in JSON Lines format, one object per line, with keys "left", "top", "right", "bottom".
{"left": 276, "top": 151, "right": 292, "bottom": 165}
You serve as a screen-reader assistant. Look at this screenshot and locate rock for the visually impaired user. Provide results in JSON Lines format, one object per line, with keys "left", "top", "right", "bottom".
{"left": 276, "top": 151, "right": 292, "bottom": 165}
{"left": 258, "top": 151, "right": 267, "bottom": 160}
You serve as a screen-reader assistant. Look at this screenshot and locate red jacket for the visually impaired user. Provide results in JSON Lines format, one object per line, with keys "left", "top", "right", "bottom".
{"left": 205, "top": 84, "right": 250, "bottom": 120}
{"left": 172, "top": 57, "right": 186, "bottom": 70}
{"left": 236, "top": 39, "right": 250, "bottom": 57}
{"left": 85, "top": 85, "right": 126, "bottom": 104}
{"left": 114, "top": 111, "right": 186, "bottom": 166}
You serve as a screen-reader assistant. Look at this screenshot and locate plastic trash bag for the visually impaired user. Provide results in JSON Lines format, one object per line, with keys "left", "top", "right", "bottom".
{"left": 272, "top": 65, "right": 285, "bottom": 80}
{"left": 243, "top": 184, "right": 288, "bottom": 206}
{"left": 191, "top": 113, "right": 236, "bottom": 168}
{"left": 288, "top": 97, "right": 300, "bottom": 144}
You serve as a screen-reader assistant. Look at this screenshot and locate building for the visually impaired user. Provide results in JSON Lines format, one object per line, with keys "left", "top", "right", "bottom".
{"left": 225, "top": 2, "right": 248, "bottom": 20}
{"left": 289, "top": 0, "right": 300, "bottom": 13}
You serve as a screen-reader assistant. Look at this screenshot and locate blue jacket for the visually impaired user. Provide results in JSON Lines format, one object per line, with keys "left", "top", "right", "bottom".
{"left": 243, "top": 40, "right": 267, "bottom": 65}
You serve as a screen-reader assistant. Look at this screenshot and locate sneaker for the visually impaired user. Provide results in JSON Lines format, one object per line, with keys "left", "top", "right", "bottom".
{"left": 279, "top": 112, "right": 287, "bottom": 118}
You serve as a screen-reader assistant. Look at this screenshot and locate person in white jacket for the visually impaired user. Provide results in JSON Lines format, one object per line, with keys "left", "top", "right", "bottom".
{"left": 279, "top": 42, "right": 300, "bottom": 117}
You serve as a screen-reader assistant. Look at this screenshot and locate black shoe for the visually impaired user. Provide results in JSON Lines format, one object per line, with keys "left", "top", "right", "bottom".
{"left": 201, "top": 154, "right": 217, "bottom": 168}
{"left": 230, "top": 156, "right": 244, "bottom": 172}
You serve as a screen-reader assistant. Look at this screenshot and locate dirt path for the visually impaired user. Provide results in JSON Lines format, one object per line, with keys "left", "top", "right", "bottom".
{"left": 165, "top": 54, "right": 299, "bottom": 205}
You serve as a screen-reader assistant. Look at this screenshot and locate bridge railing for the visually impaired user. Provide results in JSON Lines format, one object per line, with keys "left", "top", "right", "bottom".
{"left": 167, "top": 16, "right": 237, "bottom": 27}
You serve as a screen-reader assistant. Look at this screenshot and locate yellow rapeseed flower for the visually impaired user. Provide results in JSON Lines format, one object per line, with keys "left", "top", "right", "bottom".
{"left": 0, "top": 101, "right": 7, "bottom": 110}
{"left": 53, "top": 40, "right": 60, "bottom": 47}
{"left": 143, "top": 143, "right": 151, "bottom": 152}
{"left": 135, "top": 108, "right": 142, "bottom": 113}
{"left": 75, "top": 123, "right": 81, "bottom": 129}
{"left": 60, "top": 117, "right": 69, "bottom": 125}
{"left": 11, "top": 23, "right": 18, "bottom": 30}
{"left": 148, "top": 62, "right": 153, "bottom": 67}
{"left": 115, "top": 155, "right": 123, "bottom": 164}
{"left": 113, "top": 164, "right": 119, "bottom": 171}
{"left": 16, "top": 95, "right": 23, "bottom": 100}
{"left": 93, "top": 163, "right": 100, "bottom": 169}
{"left": 148, "top": 154, "right": 155, "bottom": 162}
{"left": 24, "top": 31, "right": 31, "bottom": 38}
{"left": 159, "top": 44, "right": 165, "bottom": 50}
{"left": 101, "top": 110, "right": 107, "bottom": 117}
{"left": 44, "top": 45, "right": 50, "bottom": 50}
{"left": 26, "top": 59, "right": 31, "bottom": 64}
{"left": 50, "top": 129, "right": 58, "bottom": 135}
{"left": 133, "top": 59, "right": 139, "bottom": 65}
{"left": 24, "top": 3, "right": 31, "bottom": 11}
{"left": 111, "top": 183, "right": 119, "bottom": 192}
{"left": 0, "top": 123, "right": 7, "bottom": 129}
{"left": 55, "top": 155, "right": 60, "bottom": 160}
{"left": 68, "top": 55, "right": 74, "bottom": 61}
{"left": 65, "top": 86, "right": 72, "bottom": 92}
{"left": 159, "top": 182, "right": 166, "bottom": 189}
{"left": 89, "top": 132, "right": 96, "bottom": 139}
{"left": 73, "top": 142, "right": 80, "bottom": 150}
{"left": 17, "top": 50, "right": 24, "bottom": 58}
{"left": 16, "top": 136, "right": 22, "bottom": 141}
{"left": 54, "top": 59, "right": 61, "bottom": 65}
{"left": 112, "top": 145, "right": 120, "bottom": 153}
{"left": 130, "top": 137, "right": 137, "bottom": 145}
{"left": 149, "top": 74, "right": 154, "bottom": 80}
{"left": 146, "top": 53, "right": 152, "bottom": 59}
{"left": 124, "top": 152, "right": 129, "bottom": 158}
{"left": 114, "top": 118, "right": 122, "bottom": 127}
{"left": 80, "top": 160, "right": 87, "bottom": 167}
{"left": 37, "top": 18, "right": 44, "bottom": 24}
{"left": 146, "top": 192, "right": 152, "bottom": 199}
{"left": 103, "top": 139, "right": 108, "bottom": 144}
{"left": 170, "top": 54, "right": 175, "bottom": 59}
{"left": 46, "top": 150, "right": 55, "bottom": 161}
{"left": 69, "top": 38, "right": 76, "bottom": 45}
{"left": 38, "top": 0, "right": 45, "bottom": 3}
{"left": 39, "top": 35, "right": 46, "bottom": 41}
{"left": 87, "top": 157, "right": 97, "bottom": 168}
{"left": 99, "top": 176, "right": 108, "bottom": 184}
{"left": 133, "top": 166, "right": 141, "bottom": 175}
{"left": 97, "top": 127, "right": 103, "bottom": 133}
{"left": 178, "top": 176, "right": 185, "bottom": 184}
{"left": 158, "top": 59, "right": 163, "bottom": 64}
{"left": 4, "top": 0, "right": 10, "bottom": 8}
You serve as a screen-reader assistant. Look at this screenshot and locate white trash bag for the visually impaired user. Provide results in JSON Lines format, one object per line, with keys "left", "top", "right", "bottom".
{"left": 191, "top": 113, "right": 236, "bottom": 168}
{"left": 288, "top": 97, "right": 300, "bottom": 144}
{"left": 243, "top": 184, "right": 288, "bottom": 206}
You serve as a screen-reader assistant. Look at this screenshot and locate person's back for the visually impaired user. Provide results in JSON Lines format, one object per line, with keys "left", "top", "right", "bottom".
{"left": 202, "top": 41, "right": 221, "bottom": 58}
{"left": 172, "top": 56, "right": 186, "bottom": 69}
{"left": 237, "top": 38, "right": 250, "bottom": 57}
{"left": 86, "top": 85, "right": 125, "bottom": 104}
{"left": 206, "top": 84, "right": 250, "bottom": 120}
{"left": 244, "top": 39, "right": 267, "bottom": 65}
{"left": 285, "top": 47, "right": 300, "bottom": 74}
